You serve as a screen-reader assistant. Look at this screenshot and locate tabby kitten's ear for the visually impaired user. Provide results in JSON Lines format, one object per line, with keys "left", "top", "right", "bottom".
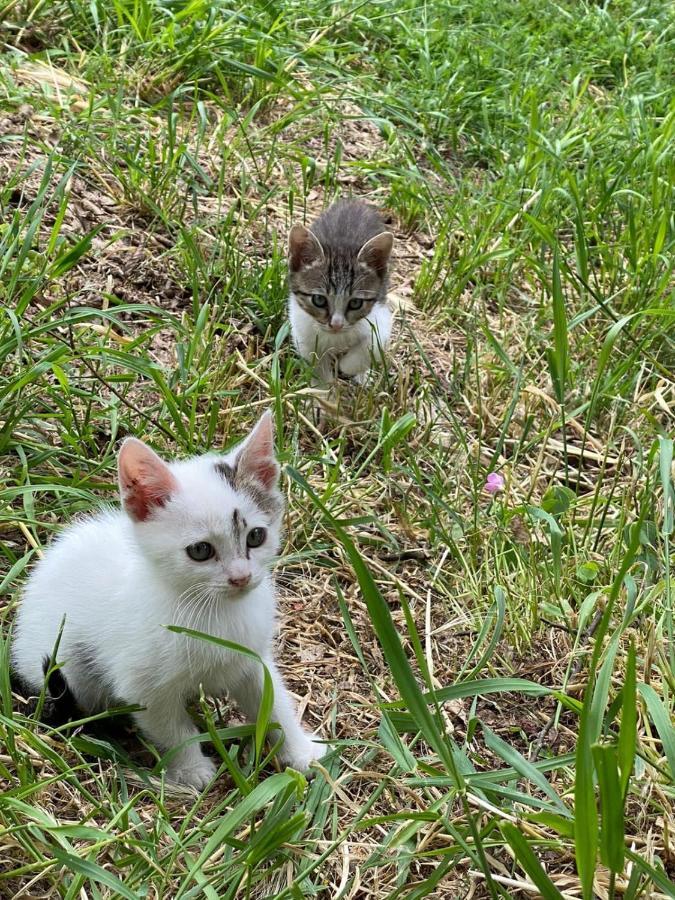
{"left": 357, "top": 231, "right": 394, "bottom": 276}
{"left": 288, "top": 225, "right": 324, "bottom": 273}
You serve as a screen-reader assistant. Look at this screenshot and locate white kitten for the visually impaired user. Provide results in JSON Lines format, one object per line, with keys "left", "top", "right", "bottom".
{"left": 287, "top": 200, "right": 394, "bottom": 384}
{"left": 12, "top": 413, "right": 324, "bottom": 789}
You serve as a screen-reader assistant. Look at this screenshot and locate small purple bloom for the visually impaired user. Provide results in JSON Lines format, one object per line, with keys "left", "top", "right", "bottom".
{"left": 484, "top": 472, "right": 505, "bottom": 495}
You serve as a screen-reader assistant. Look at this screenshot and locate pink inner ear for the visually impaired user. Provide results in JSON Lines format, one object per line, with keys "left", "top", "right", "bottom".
{"left": 288, "top": 225, "right": 323, "bottom": 272}
{"left": 118, "top": 439, "right": 177, "bottom": 522}
{"left": 251, "top": 458, "right": 279, "bottom": 489}
{"left": 238, "top": 413, "right": 279, "bottom": 489}
{"left": 358, "top": 231, "right": 394, "bottom": 275}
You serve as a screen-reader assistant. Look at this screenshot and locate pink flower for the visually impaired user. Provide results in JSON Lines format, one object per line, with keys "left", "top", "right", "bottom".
{"left": 484, "top": 472, "right": 505, "bottom": 495}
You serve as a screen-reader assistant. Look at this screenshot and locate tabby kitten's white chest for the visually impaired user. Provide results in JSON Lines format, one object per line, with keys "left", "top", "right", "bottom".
{"left": 287, "top": 200, "right": 394, "bottom": 383}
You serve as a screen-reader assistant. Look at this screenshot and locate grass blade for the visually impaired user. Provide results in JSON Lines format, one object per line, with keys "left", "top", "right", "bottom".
{"left": 618, "top": 641, "right": 637, "bottom": 798}
{"left": 500, "top": 822, "right": 564, "bottom": 900}
{"left": 637, "top": 684, "right": 675, "bottom": 781}
{"left": 591, "top": 743, "right": 624, "bottom": 875}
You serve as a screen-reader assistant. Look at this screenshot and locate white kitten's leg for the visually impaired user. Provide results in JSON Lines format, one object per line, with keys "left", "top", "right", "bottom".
{"left": 231, "top": 659, "right": 325, "bottom": 773}
{"left": 134, "top": 699, "right": 216, "bottom": 789}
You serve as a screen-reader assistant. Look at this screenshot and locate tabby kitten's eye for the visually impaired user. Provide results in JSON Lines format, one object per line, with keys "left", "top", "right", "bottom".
{"left": 186, "top": 541, "right": 215, "bottom": 561}
{"left": 311, "top": 294, "right": 328, "bottom": 308}
{"left": 246, "top": 527, "right": 266, "bottom": 548}
{"left": 347, "top": 297, "right": 364, "bottom": 310}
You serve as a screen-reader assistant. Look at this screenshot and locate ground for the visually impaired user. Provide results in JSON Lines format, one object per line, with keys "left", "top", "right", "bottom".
{"left": 1, "top": 1, "right": 674, "bottom": 898}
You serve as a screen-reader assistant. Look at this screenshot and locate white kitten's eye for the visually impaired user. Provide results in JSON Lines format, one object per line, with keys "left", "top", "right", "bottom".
{"left": 186, "top": 541, "right": 215, "bottom": 561}
{"left": 246, "top": 527, "right": 266, "bottom": 549}
{"left": 311, "top": 294, "right": 328, "bottom": 309}
{"left": 347, "top": 297, "right": 364, "bottom": 310}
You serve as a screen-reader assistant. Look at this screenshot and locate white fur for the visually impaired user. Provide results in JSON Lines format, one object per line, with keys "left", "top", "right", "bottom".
{"left": 12, "top": 421, "right": 325, "bottom": 789}
{"left": 289, "top": 295, "right": 392, "bottom": 384}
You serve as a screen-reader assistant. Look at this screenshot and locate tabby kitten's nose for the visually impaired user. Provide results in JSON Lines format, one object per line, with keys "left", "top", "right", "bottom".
{"left": 330, "top": 315, "right": 345, "bottom": 331}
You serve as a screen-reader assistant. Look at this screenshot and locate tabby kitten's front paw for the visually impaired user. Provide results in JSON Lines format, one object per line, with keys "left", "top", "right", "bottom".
{"left": 350, "top": 369, "right": 370, "bottom": 386}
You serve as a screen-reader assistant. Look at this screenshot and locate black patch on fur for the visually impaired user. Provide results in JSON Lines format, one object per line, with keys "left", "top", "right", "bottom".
{"left": 232, "top": 508, "right": 246, "bottom": 555}
{"left": 233, "top": 508, "right": 248, "bottom": 531}
{"left": 215, "top": 461, "right": 237, "bottom": 486}
{"left": 10, "top": 653, "right": 182, "bottom": 776}
{"left": 41, "top": 655, "right": 82, "bottom": 724}
{"left": 9, "top": 658, "right": 82, "bottom": 727}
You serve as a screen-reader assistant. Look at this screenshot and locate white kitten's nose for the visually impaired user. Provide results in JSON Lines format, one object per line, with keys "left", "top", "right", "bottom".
{"left": 228, "top": 573, "right": 251, "bottom": 589}
{"left": 225, "top": 559, "right": 251, "bottom": 588}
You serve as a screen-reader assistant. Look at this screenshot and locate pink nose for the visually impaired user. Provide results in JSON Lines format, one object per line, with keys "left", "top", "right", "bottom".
{"left": 228, "top": 573, "right": 251, "bottom": 589}
{"left": 330, "top": 321, "right": 344, "bottom": 332}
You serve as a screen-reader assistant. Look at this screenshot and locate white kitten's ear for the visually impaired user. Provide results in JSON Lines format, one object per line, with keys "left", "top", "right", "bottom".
{"left": 118, "top": 438, "right": 178, "bottom": 522}
{"left": 236, "top": 411, "right": 279, "bottom": 491}
{"left": 357, "top": 231, "right": 394, "bottom": 276}
{"left": 288, "top": 224, "right": 324, "bottom": 273}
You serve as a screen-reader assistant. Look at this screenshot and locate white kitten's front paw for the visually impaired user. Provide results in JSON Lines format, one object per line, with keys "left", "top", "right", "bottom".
{"left": 279, "top": 734, "right": 327, "bottom": 774}
{"left": 167, "top": 755, "right": 217, "bottom": 790}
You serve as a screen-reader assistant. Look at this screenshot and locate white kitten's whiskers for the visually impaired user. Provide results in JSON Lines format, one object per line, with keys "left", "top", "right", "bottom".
{"left": 12, "top": 411, "right": 325, "bottom": 787}
{"left": 174, "top": 583, "right": 220, "bottom": 676}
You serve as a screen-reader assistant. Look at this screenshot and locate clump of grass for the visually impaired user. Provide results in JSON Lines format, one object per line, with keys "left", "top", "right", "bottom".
{"left": 2, "top": 0, "right": 674, "bottom": 897}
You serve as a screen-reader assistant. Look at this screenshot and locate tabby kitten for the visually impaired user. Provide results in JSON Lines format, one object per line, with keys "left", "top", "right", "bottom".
{"left": 288, "top": 200, "right": 394, "bottom": 384}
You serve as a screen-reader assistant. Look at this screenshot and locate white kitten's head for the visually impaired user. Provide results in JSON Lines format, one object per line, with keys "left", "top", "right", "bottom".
{"left": 117, "top": 412, "right": 283, "bottom": 601}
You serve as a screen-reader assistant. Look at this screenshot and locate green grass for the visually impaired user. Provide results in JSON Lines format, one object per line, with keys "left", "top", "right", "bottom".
{"left": 1, "top": 0, "right": 674, "bottom": 896}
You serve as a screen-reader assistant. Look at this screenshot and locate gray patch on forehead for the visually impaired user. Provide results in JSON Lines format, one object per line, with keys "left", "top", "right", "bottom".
{"left": 215, "top": 461, "right": 237, "bottom": 486}
{"left": 215, "top": 460, "right": 283, "bottom": 521}
{"left": 241, "top": 481, "right": 284, "bottom": 520}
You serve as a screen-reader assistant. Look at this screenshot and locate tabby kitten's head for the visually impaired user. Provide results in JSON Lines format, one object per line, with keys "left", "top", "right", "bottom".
{"left": 288, "top": 200, "right": 394, "bottom": 332}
